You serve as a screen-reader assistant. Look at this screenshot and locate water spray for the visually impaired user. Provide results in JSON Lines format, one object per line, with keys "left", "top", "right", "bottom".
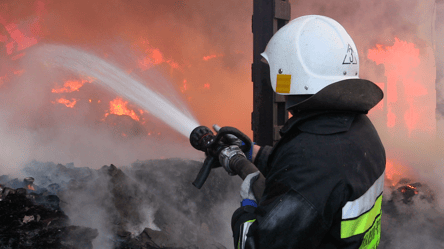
{"left": 31, "top": 44, "right": 199, "bottom": 138}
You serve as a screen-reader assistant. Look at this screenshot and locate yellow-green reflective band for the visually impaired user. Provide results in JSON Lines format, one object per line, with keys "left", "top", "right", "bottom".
{"left": 359, "top": 214, "right": 381, "bottom": 249}
{"left": 341, "top": 195, "right": 382, "bottom": 239}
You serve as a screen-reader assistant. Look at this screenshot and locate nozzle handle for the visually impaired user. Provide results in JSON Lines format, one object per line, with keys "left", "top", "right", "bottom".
{"left": 192, "top": 156, "right": 215, "bottom": 189}
{"left": 214, "top": 127, "right": 252, "bottom": 153}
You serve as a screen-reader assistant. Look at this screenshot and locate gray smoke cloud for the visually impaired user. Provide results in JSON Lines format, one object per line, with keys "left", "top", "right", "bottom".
{"left": 17, "top": 159, "right": 242, "bottom": 249}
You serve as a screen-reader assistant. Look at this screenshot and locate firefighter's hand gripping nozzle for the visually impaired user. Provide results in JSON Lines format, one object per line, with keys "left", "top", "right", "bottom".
{"left": 189, "top": 125, "right": 252, "bottom": 189}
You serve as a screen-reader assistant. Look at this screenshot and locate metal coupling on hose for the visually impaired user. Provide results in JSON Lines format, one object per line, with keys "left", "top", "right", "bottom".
{"left": 219, "top": 145, "right": 246, "bottom": 175}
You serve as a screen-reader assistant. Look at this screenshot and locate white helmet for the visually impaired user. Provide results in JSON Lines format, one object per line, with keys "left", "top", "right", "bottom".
{"left": 261, "top": 15, "right": 359, "bottom": 95}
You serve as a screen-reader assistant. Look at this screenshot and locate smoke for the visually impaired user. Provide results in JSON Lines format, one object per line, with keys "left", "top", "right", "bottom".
{"left": 16, "top": 159, "right": 241, "bottom": 249}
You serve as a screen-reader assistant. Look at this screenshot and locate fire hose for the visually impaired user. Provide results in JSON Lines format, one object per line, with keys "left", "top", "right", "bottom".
{"left": 189, "top": 125, "right": 265, "bottom": 201}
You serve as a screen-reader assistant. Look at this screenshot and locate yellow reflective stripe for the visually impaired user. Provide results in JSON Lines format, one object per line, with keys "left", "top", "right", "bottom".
{"left": 341, "top": 195, "right": 382, "bottom": 239}
{"left": 276, "top": 74, "right": 291, "bottom": 93}
{"left": 359, "top": 214, "right": 381, "bottom": 249}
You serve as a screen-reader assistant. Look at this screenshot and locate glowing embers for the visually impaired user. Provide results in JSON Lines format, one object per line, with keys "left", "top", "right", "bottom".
{"left": 400, "top": 184, "right": 418, "bottom": 195}
{"left": 52, "top": 78, "right": 92, "bottom": 93}
{"left": 385, "top": 160, "right": 435, "bottom": 205}
{"left": 368, "top": 38, "right": 431, "bottom": 136}
{"left": 24, "top": 177, "right": 35, "bottom": 191}
{"left": 53, "top": 98, "right": 77, "bottom": 108}
{"left": 390, "top": 180, "right": 434, "bottom": 205}
{"left": 105, "top": 97, "right": 142, "bottom": 122}
{"left": 51, "top": 78, "right": 93, "bottom": 108}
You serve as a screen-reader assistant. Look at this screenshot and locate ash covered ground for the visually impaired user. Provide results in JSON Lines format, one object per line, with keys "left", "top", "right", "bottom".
{"left": 1, "top": 159, "right": 444, "bottom": 249}
{"left": 1, "top": 159, "right": 241, "bottom": 249}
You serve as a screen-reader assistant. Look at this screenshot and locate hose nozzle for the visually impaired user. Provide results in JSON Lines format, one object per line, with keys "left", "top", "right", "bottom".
{"left": 190, "top": 126, "right": 215, "bottom": 152}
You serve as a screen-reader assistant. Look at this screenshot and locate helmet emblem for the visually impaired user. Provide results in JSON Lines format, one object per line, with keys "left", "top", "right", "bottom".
{"left": 342, "top": 44, "right": 358, "bottom": 65}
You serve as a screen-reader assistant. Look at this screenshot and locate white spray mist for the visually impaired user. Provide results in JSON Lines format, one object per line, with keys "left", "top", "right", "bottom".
{"left": 29, "top": 44, "right": 200, "bottom": 138}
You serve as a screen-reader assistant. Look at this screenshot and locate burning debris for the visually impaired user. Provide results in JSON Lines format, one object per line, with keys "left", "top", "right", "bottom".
{"left": 24, "top": 177, "right": 35, "bottom": 191}
{"left": 379, "top": 178, "right": 444, "bottom": 249}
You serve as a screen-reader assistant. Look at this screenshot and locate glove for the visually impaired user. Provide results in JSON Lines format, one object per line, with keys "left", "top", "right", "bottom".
{"left": 219, "top": 145, "right": 246, "bottom": 175}
{"left": 213, "top": 124, "right": 255, "bottom": 162}
{"left": 240, "top": 171, "right": 260, "bottom": 207}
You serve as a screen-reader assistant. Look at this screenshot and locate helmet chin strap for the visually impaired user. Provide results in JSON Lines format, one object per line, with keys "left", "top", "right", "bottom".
{"left": 285, "top": 95, "right": 313, "bottom": 111}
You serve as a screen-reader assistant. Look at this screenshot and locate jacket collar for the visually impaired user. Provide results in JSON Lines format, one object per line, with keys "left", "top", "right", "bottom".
{"left": 280, "top": 110, "right": 358, "bottom": 136}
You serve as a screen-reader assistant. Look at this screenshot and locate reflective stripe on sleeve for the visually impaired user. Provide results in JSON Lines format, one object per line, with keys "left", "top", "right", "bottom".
{"left": 341, "top": 194, "right": 382, "bottom": 239}
{"left": 238, "top": 219, "right": 256, "bottom": 249}
{"left": 342, "top": 171, "right": 385, "bottom": 220}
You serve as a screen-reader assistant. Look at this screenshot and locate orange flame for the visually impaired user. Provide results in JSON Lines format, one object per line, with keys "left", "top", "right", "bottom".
{"left": 180, "top": 79, "right": 188, "bottom": 93}
{"left": 203, "top": 53, "right": 224, "bottom": 61}
{"left": 368, "top": 38, "right": 430, "bottom": 136}
{"left": 52, "top": 79, "right": 92, "bottom": 93}
{"left": 105, "top": 97, "right": 140, "bottom": 121}
{"left": 54, "top": 98, "right": 77, "bottom": 108}
{"left": 27, "top": 184, "right": 35, "bottom": 191}
{"left": 135, "top": 38, "right": 179, "bottom": 71}
{"left": 385, "top": 159, "right": 417, "bottom": 186}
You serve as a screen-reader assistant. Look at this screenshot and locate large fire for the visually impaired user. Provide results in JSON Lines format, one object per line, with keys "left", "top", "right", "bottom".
{"left": 368, "top": 38, "right": 436, "bottom": 185}
{"left": 0, "top": 0, "right": 255, "bottom": 141}
{"left": 368, "top": 38, "right": 435, "bottom": 137}
{"left": 105, "top": 97, "right": 141, "bottom": 122}
{"left": 0, "top": 0, "right": 437, "bottom": 190}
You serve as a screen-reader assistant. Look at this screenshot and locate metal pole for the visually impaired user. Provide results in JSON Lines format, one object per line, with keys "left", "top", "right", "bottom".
{"left": 252, "top": 0, "right": 291, "bottom": 146}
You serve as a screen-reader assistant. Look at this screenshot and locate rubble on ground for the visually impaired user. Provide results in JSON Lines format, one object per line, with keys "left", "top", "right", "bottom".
{"left": 379, "top": 178, "right": 444, "bottom": 249}
{"left": 0, "top": 186, "right": 97, "bottom": 249}
{"left": 0, "top": 159, "right": 236, "bottom": 248}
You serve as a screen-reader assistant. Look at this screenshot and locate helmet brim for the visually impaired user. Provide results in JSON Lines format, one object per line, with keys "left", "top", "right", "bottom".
{"left": 287, "top": 79, "right": 383, "bottom": 112}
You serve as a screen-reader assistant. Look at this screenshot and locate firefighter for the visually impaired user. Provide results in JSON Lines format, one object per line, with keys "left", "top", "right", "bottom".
{"left": 217, "top": 15, "right": 386, "bottom": 248}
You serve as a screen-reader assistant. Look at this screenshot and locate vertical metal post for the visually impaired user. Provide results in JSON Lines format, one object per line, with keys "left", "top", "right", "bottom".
{"left": 252, "top": 0, "right": 291, "bottom": 146}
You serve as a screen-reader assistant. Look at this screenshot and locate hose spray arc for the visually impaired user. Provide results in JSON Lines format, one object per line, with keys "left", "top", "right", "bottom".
{"left": 189, "top": 125, "right": 252, "bottom": 189}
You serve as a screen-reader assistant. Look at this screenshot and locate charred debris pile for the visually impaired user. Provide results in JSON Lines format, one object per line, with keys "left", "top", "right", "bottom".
{"left": 1, "top": 159, "right": 444, "bottom": 248}
{"left": 379, "top": 178, "right": 444, "bottom": 249}
{"left": 0, "top": 159, "right": 234, "bottom": 249}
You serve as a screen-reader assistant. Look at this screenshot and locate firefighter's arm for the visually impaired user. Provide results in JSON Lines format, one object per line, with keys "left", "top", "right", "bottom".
{"left": 231, "top": 185, "right": 332, "bottom": 249}
{"left": 231, "top": 160, "right": 346, "bottom": 248}
{"left": 231, "top": 171, "right": 261, "bottom": 249}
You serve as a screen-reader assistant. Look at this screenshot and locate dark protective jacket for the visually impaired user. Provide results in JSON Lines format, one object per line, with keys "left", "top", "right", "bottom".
{"left": 232, "top": 110, "right": 386, "bottom": 249}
